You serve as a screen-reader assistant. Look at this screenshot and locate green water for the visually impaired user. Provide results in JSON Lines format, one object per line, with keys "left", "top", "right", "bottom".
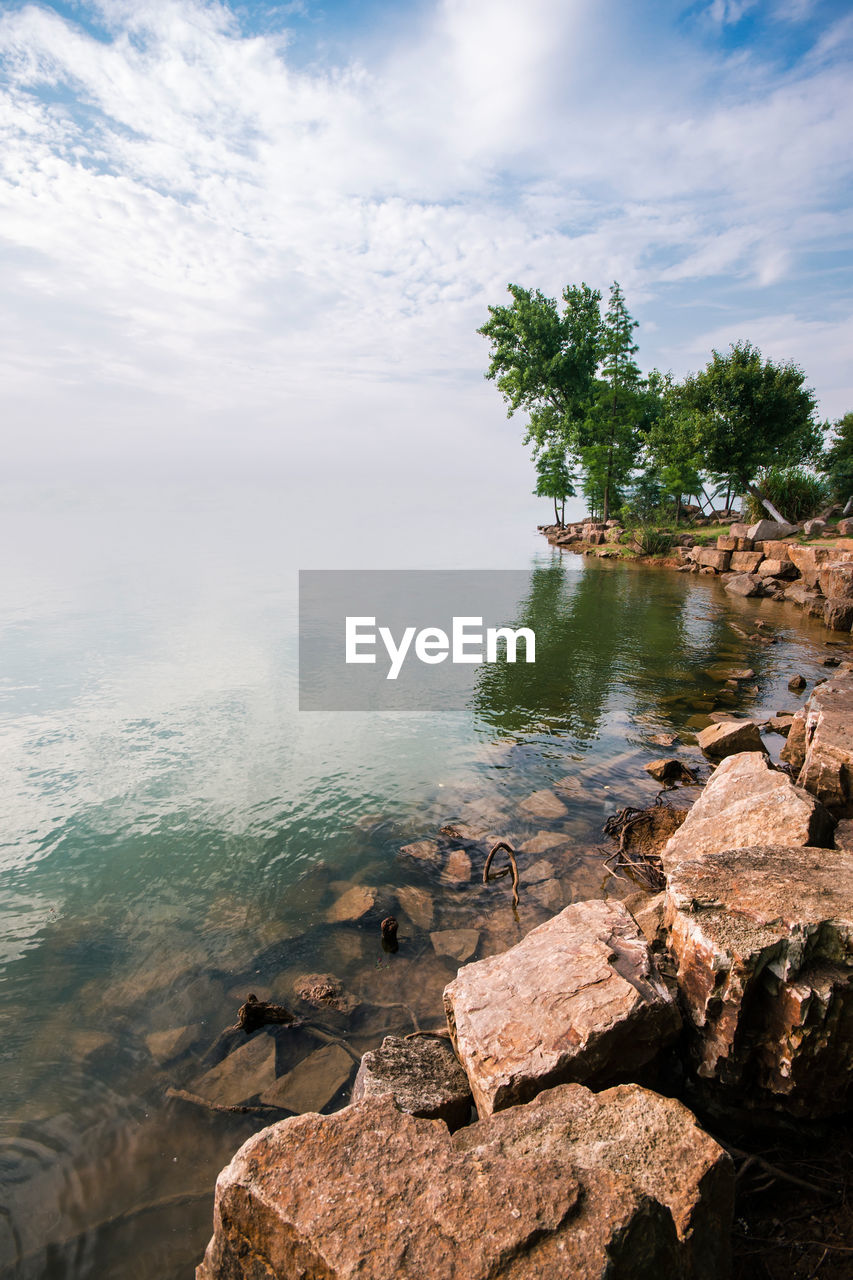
{"left": 0, "top": 486, "right": 847, "bottom": 1278}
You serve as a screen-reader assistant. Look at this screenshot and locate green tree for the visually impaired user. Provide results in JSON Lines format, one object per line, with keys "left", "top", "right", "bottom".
{"left": 681, "top": 341, "right": 820, "bottom": 522}
{"left": 822, "top": 411, "right": 853, "bottom": 512}
{"left": 478, "top": 283, "right": 601, "bottom": 461}
{"left": 578, "top": 283, "right": 645, "bottom": 521}
{"left": 642, "top": 371, "right": 704, "bottom": 523}
{"left": 534, "top": 445, "right": 576, "bottom": 526}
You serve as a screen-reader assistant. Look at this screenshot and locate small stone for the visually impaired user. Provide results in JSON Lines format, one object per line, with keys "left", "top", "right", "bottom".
{"left": 765, "top": 715, "right": 794, "bottom": 736}
{"left": 352, "top": 1035, "right": 472, "bottom": 1130}
{"left": 259, "top": 1043, "right": 353, "bottom": 1113}
{"left": 648, "top": 731, "right": 680, "bottom": 747}
{"left": 643, "top": 758, "right": 694, "bottom": 784}
{"left": 518, "top": 789, "right": 568, "bottom": 819}
{"left": 431, "top": 928, "right": 480, "bottom": 963}
{"left": 788, "top": 674, "right": 807, "bottom": 691}
{"left": 325, "top": 885, "right": 376, "bottom": 923}
{"left": 293, "top": 974, "right": 355, "bottom": 1013}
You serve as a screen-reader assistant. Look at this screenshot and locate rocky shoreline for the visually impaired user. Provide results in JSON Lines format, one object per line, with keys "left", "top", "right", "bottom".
{"left": 194, "top": 664, "right": 853, "bottom": 1279}
{"left": 542, "top": 515, "right": 853, "bottom": 633}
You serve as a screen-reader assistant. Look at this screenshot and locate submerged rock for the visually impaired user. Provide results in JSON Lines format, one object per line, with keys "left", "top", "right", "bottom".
{"left": 518, "top": 788, "right": 569, "bottom": 819}
{"left": 443, "top": 900, "right": 679, "bottom": 1117}
{"left": 660, "top": 752, "right": 835, "bottom": 872}
{"left": 196, "top": 1084, "right": 732, "bottom": 1280}
{"left": 192, "top": 1032, "right": 277, "bottom": 1107}
{"left": 665, "top": 843, "right": 853, "bottom": 1115}
{"left": 352, "top": 1034, "right": 472, "bottom": 1130}
{"left": 431, "top": 928, "right": 480, "bottom": 963}
{"left": 259, "top": 1043, "right": 353, "bottom": 1113}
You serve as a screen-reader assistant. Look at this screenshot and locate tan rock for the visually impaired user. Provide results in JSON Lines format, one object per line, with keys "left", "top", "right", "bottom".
{"left": 523, "top": 857, "right": 556, "bottom": 882}
{"left": 696, "top": 719, "right": 765, "bottom": 759}
{"left": 723, "top": 572, "right": 763, "bottom": 597}
{"left": 431, "top": 928, "right": 480, "bottom": 963}
{"left": 192, "top": 1032, "right": 277, "bottom": 1107}
{"left": 824, "top": 596, "right": 853, "bottom": 631}
{"left": 730, "top": 550, "right": 763, "bottom": 572}
{"left": 259, "top": 1043, "right": 353, "bottom": 1113}
{"left": 196, "top": 1088, "right": 715, "bottom": 1280}
{"left": 529, "top": 878, "right": 565, "bottom": 910}
{"left": 819, "top": 561, "right": 853, "bottom": 599}
{"left": 624, "top": 891, "right": 666, "bottom": 947}
{"left": 788, "top": 544, "right": 853, "bottom": 588}
{"left": 398, "top": 838, "right": 442, "bottom": 866}
{"left": 696, "top": 547, "right": 731, "bottom": 572}
{"left": 146, "top": 1023, "right": 203, "bottom": 1064}
{"left": 765, "top": 714, "right": 794, "bottom": 736}
{"left": 325, "top": 885, "right": 376, "bottom": 923}
{"left": 443, "top": 899, "right": 679, "bottom": 1117}
{"left": 660, "top": 752, "right": 835, "bottom": 872}
{"left": 784, "top": 583, "right": 824, "bottom": 616}
{"left": 747, "top": 519, "right": 797, "bottom": 541}
{"left": 519, "top": 830, "right": 572, "bottom": 853}
{"left": 791, "top": 674, "right": 853, "bottom": 812}
{"left": 665, "top": 844, "right": 853, "bottom": 1113}
{"left": 757, "top": 558, "right": 797, "bottom": 578}
{"left": 455, "top": 1082, "right": 734, "bottom": 1280}
{"left": 760, "top": 539, "right": 794, "bottom": 559}
{"left": 518, "top": 788, "right": 568, "bottom": 819}
{"left": 352, "top": 1034, "right": 472, "bottom": 1130}
{"left": 396, "top": 884, "right": 434, "bottom": 929}
{"left": 292, "top": 973, "right": 356, "bottom": 1013}
{"left": 442, "top": 848, "right": 473, "bottom": 884}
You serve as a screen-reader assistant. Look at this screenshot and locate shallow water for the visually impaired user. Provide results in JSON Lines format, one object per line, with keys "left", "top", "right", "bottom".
{"left": 1, "top": 484, "right": 848, "bottom": 1278}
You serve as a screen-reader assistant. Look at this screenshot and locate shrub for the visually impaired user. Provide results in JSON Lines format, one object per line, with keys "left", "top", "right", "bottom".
{"left": 744, "top": 466, "right": 831, "bottom": 523}
{"left": 633, "top": 526, "right": 674, "bottom": 556}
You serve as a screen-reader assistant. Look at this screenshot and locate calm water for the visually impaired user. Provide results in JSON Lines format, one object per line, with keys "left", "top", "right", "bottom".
{"left": 0, "top": 482, "right": 847, "bottom": 1279}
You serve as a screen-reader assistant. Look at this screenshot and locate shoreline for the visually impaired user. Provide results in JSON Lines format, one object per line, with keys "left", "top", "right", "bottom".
{"left": 195, "top": 650, "right": 853, "bottom": 1277}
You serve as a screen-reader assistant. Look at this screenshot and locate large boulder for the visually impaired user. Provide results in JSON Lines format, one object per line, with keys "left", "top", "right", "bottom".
{"left": 696, "top": 547, "right": 731, "bottom": 572}
{"left": 782, "top": 674, "right": 853, "bottom": 813}
{"left": 783, "top": 582, "right": 824, "bottom": 617}
{"left": 723, "top": 573, "right": 763, "bottom": 597}
{"left": 824, "top": 597, "right": 853, "bottom": 631}
{"left": 818, "top": 561, "right": 853, "bottom": 599}
{"left": 747, "top": 519, "right": 798, "bottom": 542}
{"left": 696, "top": 719, "right": 765, "bottom": 759}
{"left": 352, "top": 1034, "right": 472, "bottom": 1130}
{"left": 729, "top": 550, "right": 763, "bottom": 572}
{"left": 443, "top": 900, "right": 679, "bottom": 1117}
{"left": 665, "top": 843, "right": 853, "bottom": 1115}
{"left": 660, "top": 752, "right": 835, "bottom": 873}
{"left": 196, "top": 1085, "right": 733, "bottom": 1280}
{"left": 788, "top": 544, "right": 853, "bottom": 588}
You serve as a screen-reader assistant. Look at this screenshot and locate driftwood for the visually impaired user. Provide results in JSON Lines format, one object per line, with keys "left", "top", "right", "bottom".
{"left": 237, "top": 993, "right": 297, "bottom": 1033}
{"left": 483, "top": 840, "right": 520, "bottom": 908}
{"left": 601, "top": 795, "right": 685, "bottom": 891}
{"left": 165, "top": 1086, "right": 283, "bottom": 1117}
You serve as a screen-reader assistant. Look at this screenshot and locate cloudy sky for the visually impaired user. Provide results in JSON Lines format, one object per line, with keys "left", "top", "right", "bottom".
{"left": 1, "top": 0, "right": 851, "bottom": 508}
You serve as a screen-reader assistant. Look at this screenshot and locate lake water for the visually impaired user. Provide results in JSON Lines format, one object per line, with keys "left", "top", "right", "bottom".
{"left": 0, "top": 481, "right": 846, "bottom": 1279}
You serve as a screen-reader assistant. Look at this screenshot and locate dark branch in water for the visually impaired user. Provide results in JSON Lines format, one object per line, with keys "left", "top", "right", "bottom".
{"left": 237, "top": 993, "right": 297, "bottom": 1033}
{"left": 483, "top": 840, "right": 520, "bottom": 907}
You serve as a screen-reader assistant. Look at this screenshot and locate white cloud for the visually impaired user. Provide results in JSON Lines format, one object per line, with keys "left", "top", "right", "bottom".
{"left": 0, "top": 0, "right": 850, "bottom": 472}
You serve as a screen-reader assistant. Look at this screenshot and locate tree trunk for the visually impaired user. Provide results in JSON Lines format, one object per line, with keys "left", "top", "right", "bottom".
{"left": 844, "top": 494, "right": 853, "bottom": 518}
{"left": 561, "top": 497, "right": 566, "bottom": 524}
{"left": 675, "top": 494, "right": 681, "bottom": 525}
{"left": 554, "top": 495, "right": 560, "bottom": 525}
{"left": 746, "top": 482, "right": 788, "bottom": 525}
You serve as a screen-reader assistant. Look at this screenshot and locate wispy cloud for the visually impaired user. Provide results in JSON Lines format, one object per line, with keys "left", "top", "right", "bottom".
{"left": 0, "top": 0, "right": 850, "bottom": 477}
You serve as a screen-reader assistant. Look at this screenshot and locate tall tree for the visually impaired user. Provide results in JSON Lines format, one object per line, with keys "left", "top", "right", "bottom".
{"left": 643, "top": 371, "right": 704, "bottom": 524}
{"left": 822, "top": 411, "right": 853, "bottom": 513}
{"left": 681, "top": 341, "right": 821, "bottom": 522}
{"left": 578, "top": 282, "right": 644, "bottom": 521}
{"left": 534, "top": 445, "right": 575, "bottom": 526}
{"left": 478, "top": 283, "right": 601, "bottom": 462}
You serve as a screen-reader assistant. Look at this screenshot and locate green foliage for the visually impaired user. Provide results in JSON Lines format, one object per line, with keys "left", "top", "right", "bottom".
{"left": 822, "top": 412, "right": 853, "bottom": 504}
{"left": 620, "top": 470, "right": 665, "bottom": 523}
{"left": 534, "top": 445, "right": 576, "bottom": 524}
{"left": 681, "top": 341, "right": 820, "bottom": 495}
{"left": 744, "top": 466, "right": 831, "bottom": 523}
{"left": 578, "top": 283, "right": 644, "bottom": 520}
{"left": 633, "top": 526, "right": 674, "bottom": 556}
{"left": 477, "top": 283, "right": 602, "bottom": 457}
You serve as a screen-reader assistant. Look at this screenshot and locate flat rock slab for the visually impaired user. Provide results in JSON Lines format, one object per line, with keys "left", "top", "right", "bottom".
{"left": 431, "top": 928, "right": 480, "bottom": 963}
{"left": 352, "top": 1034, "right": 472, "bottom": 1129}
{"left": 396, "top": 884, "right": 434, "bottom": 928}
{"left": 259, "top": 1043, "right": 353, "bottom": 1113}
{"left": 783, "top": 673, "right": 853, "bottom": 813}
{"left": 665, "top": 844, "right": 853, "bottom": 1114}
{"left": 661, "top": 751, "right": 835, "bottom": 873}
{"left": 196, "top": 1084, "right": 732, "bottom": 1280}
{"left": 697, "top": 719, "right": 765, "bottom": 759}
{"left": 192, "top": 1032, "right": 277, "bottom": 1107}
{"left": 325, "top": 885, "right": 376, "bottom": 922}
{"left": 518, "top": 789, "right": 568, "bottom": 819}
{"left": 443, "top": 899, "right": 680, "bottom": 1116}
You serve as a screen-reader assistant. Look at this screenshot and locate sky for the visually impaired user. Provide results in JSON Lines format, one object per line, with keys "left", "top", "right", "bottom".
{"left": 1, "top": 0, "right": 852, "bottom": 518}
